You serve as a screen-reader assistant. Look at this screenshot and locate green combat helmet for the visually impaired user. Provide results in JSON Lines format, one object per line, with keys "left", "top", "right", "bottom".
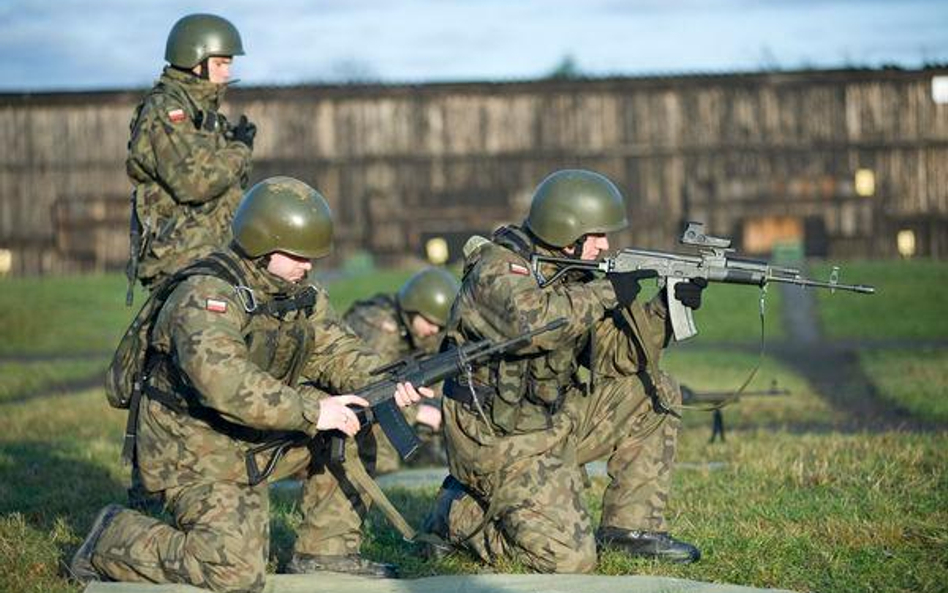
{"left": 524, "top": 169, "right": 629, "bottom": 247}
{"left": 165, "top": 13, "right": 244, "bottom": 69}
{"left": 397, "top": 268, "right": 461, "bottom": 327}
{"left": 232, "top": 177, "right": 333, "bottom": 259}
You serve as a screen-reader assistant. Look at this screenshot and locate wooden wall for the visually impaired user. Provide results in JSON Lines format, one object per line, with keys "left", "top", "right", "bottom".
{"left": 1, "top": 67, "right": 946, "bottom": 275}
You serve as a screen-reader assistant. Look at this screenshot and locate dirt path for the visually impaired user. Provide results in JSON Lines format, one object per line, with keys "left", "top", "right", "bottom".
{"left": 770, "top": 274, "right": 942, "bottom": 432}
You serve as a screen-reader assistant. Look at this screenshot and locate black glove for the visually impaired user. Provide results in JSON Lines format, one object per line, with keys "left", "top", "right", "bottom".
{"left": 230, "top": 114, "right": 257, "bottom": 150}
{"left": 608, "top": 270, "right": 658, "bottom": 308}
{"left": 673, "top": 277, "right": 708, "bottom": 310}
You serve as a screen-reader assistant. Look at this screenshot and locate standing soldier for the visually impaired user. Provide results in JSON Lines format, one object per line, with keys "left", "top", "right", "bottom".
{"left": 126, "top": 13, "right": 256, "bottom": 295}
{"left": 423, "top": 169, "right": 705, "bottom": 571}
{"left": 70, "top": 177, "right": 432, "bottom": 591}
{"left": 343, "top": 267, "right": 460, "bottom": 474}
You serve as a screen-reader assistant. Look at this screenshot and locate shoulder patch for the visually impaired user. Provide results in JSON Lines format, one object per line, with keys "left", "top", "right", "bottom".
{"left": 205, "top": 298, "right": 228, "bottom": 313}
{"left": 509, "top": 263, "right": 530, "bottom": 276}
{"left": 167, "top": 108, "right": 187, "bottom": 124}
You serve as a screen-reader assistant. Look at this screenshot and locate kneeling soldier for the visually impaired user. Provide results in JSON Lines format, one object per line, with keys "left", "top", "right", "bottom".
{"left": 344, "top": 267, "right": 460, "bottom": 474}
{"left": 424, "top": 169, "right": 703, "bottom": 571}
{"left": 71, "top": 177, "right": 431, "bottom": 591}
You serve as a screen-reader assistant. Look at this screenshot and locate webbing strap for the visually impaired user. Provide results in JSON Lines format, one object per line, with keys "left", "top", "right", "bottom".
{"left": 339, "top": 455, "right": 417, "bottom": 541}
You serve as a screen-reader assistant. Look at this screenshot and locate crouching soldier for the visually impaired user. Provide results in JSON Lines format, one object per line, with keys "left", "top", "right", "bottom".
{"left": 423, "top": 169, "right": 704, "bottom": 572}
{"left": 344, "top": 267, "right": 460, "bottom": 474}
{"left": 70, "top": 177, "right": 432, "bottom": 591}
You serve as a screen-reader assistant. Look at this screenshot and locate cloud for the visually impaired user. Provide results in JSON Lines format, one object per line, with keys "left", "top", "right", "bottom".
{"left": 0, "top": 0, "right": 946, "bottom": 91}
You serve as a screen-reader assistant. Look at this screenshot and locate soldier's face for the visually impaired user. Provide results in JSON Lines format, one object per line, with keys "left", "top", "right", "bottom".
{"left": 410, "top": 314, "right": 442, "bottom": 338}
{"left": 267, "top": 252, "right": 312, "bottom": 283}
{"left": 199, "top": 57, "right": 233, "bottom": 84}
{"left": 579, "top": 234, "right": 609, "bottom": 260}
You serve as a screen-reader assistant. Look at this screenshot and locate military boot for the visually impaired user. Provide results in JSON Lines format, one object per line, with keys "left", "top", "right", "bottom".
{"left": 286, "top": 554, "right": 398, "bottom": 578}
{"left": 420, "top": 475, "right": 471, "bottom": 560}
{"left": 68, "top": 504, "right": 125, "bottom": 582}
{"left": 596, "top": 527, "right": 701, "bottom": 564}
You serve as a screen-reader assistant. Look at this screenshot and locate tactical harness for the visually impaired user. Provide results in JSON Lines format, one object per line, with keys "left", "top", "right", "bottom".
{"left": 111, "top": 251, "right": 317, "bottom": 467}
{"left": 111, "top": 252, "right": 444, "bottom": 546}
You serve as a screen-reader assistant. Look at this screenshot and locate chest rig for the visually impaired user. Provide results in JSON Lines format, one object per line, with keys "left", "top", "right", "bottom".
{"left": 446, "top": 227, "right": 590, "bottom": 435}
{"left": 122, "top": 251, "right": 318, "bottom": 462}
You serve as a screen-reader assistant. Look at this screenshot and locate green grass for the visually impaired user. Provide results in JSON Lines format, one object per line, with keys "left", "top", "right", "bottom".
{"left": 811, "top": 259, "right": 948, "bottom": 340}
{"left": 0, "top": 275, "right": 137, "bottom": 356}
{"left": 0, "top": 359, "right": 108, "bottom": 404}
{"left": 2, "top": 390, "right": 944, "bottom": 593}
{"left": 663, "top": 348, "right": 835, "bottom": 431}
{"left": 858, "top": 348, "right": 948, "bottom": 423}
{"left": 639, "top": 281, "right": 784, "bottom": 343}
{"left": 0, "top": 269, "right": 427, "bottom": 359}
{"left": 323, "top": 268, "right": 419, "bottom": 312}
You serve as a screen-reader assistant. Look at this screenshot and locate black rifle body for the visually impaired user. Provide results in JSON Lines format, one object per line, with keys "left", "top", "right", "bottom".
{"left": 244, "top": 318, "right": 566, "bottom": 485}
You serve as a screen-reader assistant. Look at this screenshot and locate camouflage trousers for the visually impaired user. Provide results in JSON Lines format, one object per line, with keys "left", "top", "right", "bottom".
{"left": 440, "top": 372, "right": 681, "bottom": 572}
{"left": 91, "top": 440, "right": 370, "bottom": 592}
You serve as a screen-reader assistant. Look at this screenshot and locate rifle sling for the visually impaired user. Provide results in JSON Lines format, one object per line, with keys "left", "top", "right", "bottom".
{"left": 617, "top": 305, "right": 679, "bottom": 418}
{"left": 336, "top": 455, "right": 418, "bottom": 541}
{"left": 442, "top": 376, "right": 494, "bottom": 408}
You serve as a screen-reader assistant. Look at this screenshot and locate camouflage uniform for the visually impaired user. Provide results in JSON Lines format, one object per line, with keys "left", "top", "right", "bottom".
{"left": 89, "top": 248, "right": 382, "bottom": 592}
{"left": 127, "top": 66, "right": 252, "bottom": 289}
{"left": 437, "top": 226, "right": 681, "bottom": 572}
{"left": 343, "top": 294, "right": 442, "bottom": 474}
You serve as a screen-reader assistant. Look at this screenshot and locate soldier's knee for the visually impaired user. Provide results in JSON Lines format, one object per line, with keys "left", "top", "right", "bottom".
{"left": 201, "top": 559, "right": 266, "bottom": 593}
{"left": 183, "top": 539, "right": 266, "bottom": 593}
{"left": 553, "top": 534, "right": 597, "bottom": 573}
{"left": 520, "top": 539, "right": 596, "bottom": 573}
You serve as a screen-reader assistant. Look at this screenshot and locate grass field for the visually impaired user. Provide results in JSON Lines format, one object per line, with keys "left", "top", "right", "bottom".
{"left": 811, "top": 259, "right": 948, "bottom": 340}
{"left": 0, "top": 259, "right": 945, "bottom": 593}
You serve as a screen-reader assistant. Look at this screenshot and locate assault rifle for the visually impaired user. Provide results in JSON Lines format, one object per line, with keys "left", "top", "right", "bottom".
{"left": 244, "top": 317, "right": 567, "bottom": 485}
{"left": 681, "top": 380, "right": 790, "bottom": 443}
{"left": 531, "top": 221, "right": 875, "bottom": 341}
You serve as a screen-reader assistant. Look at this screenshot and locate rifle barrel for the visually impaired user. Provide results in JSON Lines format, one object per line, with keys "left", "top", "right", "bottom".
{"left": 769, "top": 275, "right": 876, "bottom": 294}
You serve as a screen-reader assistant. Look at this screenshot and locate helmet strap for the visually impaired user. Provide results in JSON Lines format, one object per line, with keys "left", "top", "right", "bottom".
{"left": 199, "top": 58, "right": 210, "bottom": 80}
{"left": 170, "top": 65, "right": 200, "bottom": 78}
{"left": 565, "top": 236, "right": 586, "bottom": 260}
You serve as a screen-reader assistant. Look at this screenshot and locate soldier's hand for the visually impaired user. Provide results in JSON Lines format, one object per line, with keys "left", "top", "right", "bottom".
{"left": 673, "top": 277, "right": 709, "bottom": 310}
{"left": 317, "top": 395, "right": 368, "bottom": 437}
{"left": 415, "top": 403, "right": 442, "bottom": 431}
{"left": 607, "top": 270, "right": 658, "bottom": 308}
{"left": 394, "top": 382, "right": 435, "bottom": 408}
{"left": 231, "top": 115, "right": 257, "bottom": 150}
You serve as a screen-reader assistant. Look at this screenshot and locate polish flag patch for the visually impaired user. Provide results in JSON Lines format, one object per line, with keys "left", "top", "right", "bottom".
{"left": 205, "top": 298, "right": 228, "bottom": 313}
{"left": 167, "top": 108, "right": 187, "bottom": 124}
{"left": 509, "top": 263, "right": 530, "bottom": 276}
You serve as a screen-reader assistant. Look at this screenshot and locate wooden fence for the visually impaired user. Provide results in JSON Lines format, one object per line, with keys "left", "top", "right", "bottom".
{"left": 1, "top": 67, "right": 946, "bottom": 275}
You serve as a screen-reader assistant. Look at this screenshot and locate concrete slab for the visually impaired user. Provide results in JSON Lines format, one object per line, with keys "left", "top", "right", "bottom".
{"left": 86, "top": 573, "right": 799, "bottom": 593}
{"left": 271, "top": 461, "right": 728, "bottom": 493}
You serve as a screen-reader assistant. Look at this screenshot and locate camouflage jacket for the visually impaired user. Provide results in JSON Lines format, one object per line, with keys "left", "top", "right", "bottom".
{"left": 343, "top": 294, "right": 442, "bottom": 362}
{"left": 136, "top": 249, "right": 381, "bottom": 490}
{"left": 127, "top": 66, "right": 252, "bottom": 288}
{"left": 443, "top": 226, "right": 671, "bottom": 480}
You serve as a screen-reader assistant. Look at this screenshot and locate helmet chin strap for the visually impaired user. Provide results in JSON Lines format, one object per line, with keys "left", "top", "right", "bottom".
{"left": 199, "top": 58, "right": 210, "bottom": 80}
{"left": 564, "top": 235, "right": 587, "bottom": 260}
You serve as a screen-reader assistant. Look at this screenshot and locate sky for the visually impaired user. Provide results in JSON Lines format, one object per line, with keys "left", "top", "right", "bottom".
{"left": 0, "top": 0, "right": 946, "bottom": 92}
